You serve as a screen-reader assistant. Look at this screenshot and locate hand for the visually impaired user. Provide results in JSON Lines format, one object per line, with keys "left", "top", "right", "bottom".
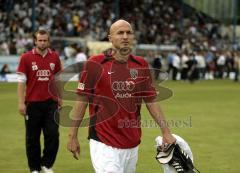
{"left": 162, "top": 132, "right": 176, "bottom": 150}
{"left": 18, "top": 102, "right": 26, "bottom": 116}
{"left": 67, "top": 136, "right": 80, "bottom": 160}
{"left": 58, "top": 99, "right": 63, "bottom": 108}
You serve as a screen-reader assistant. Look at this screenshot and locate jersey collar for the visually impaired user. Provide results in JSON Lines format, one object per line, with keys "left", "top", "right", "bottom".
{"left": 32, "top": 48, "right": 52, "bottom": 58}
{"left": 101, "top": 52, "right": 142, "bottom": 65}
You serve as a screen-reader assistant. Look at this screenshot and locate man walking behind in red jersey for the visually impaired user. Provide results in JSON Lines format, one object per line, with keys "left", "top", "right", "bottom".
{"left": 17, "top": 29, "right": 62, "bottom": 173}
{"left": 67, "top": 20, "right": 176, "bottom": 173}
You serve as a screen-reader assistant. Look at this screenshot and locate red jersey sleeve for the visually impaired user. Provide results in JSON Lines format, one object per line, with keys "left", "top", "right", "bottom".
{"left": 17, "top": 54, "right": 27, "bottom": 75}
{"left": 76, "top": 59, "right": 102, "bottom": 99}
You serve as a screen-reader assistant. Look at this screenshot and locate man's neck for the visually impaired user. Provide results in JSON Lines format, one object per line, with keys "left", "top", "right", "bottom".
{"left": 36, "top": 48, "right": 48, "bottom": 57}
{"left": 113, "top": 49, "right": 131, "bottom": 62}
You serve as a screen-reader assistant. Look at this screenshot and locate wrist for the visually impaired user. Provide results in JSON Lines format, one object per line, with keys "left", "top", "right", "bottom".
{"left": 18, "top": 99, "right": 25, "bottom": 104}
{"left": 161, "top": 127, "right": 171, "bottom": 135}
{"left": 18, "top": 102, "right": 25, "bottom": 105}
{"left": 68, "top": 133, "right": 77, "bottom": 139}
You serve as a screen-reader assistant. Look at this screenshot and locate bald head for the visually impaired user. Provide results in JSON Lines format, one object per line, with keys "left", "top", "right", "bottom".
{"left": 108, "top": 19, "right": 134, "bottom": 57}
{"left": 109, "top": 19, "right": 133, "bottom": 35}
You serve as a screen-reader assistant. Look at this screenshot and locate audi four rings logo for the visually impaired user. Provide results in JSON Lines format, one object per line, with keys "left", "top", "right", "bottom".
{"left": 36, "top": 70, "right": 51, "bottom": 77}
{"left": 112, "top": 81, "right": 135, "bottom": 91}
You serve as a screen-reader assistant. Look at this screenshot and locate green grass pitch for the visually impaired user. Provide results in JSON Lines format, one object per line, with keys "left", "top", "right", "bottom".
{"left": 0, "top": 80, "right": 239, "bottom": 173}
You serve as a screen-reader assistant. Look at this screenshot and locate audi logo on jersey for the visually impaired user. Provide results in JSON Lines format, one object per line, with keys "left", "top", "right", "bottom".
{"left": 112, "top": 81, "right": 135, "bottom": 91}
{"left": 36, "top": 70, "right": 51, "bottom": 77}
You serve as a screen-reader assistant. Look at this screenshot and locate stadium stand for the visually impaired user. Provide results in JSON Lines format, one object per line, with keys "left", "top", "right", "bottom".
{"left": 0, "top": 0, "right": 234, "bottom": 51}
{"left": 0, "top": 0, "right": 239, "bottom": 82}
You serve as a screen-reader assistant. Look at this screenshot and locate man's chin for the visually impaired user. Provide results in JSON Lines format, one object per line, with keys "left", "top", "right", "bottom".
{"left": 119, "top": 46, "right": 132, "bottom": 55}
{"left": 38, "top": 47, "right": 47, "bottom": 51}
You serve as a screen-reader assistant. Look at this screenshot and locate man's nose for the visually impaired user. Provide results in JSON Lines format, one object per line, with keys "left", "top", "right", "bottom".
{"left": 123, "top": 32, "right": 128, "bottom": 39}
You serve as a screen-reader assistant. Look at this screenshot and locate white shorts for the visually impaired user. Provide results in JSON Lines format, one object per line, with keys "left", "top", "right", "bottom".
{"left": 89, "top": 139, "right": 138, "bottom": 173}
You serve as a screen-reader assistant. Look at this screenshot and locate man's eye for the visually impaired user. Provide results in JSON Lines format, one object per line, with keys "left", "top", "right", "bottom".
{"left": 117, "top": 31, "right": 124, "bottom": 34}
{"left": 117, "top": 31, "right": 133, "bottom": 35}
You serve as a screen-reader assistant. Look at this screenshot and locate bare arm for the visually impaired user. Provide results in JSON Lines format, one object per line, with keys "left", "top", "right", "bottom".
{"left": 69, "top": 95, "right": 88, "bottom": 137}
{"left": 146, "top": 101, "right": 176, "bottom": 144}
{"left": 17, "top": 82, "right": 26, "bottom": 116}
{"left": 67, "top": 95, "right": 88, "bottom": 159}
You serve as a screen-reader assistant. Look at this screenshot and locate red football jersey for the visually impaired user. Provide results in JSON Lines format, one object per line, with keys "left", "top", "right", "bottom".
{"left": 17, "top": 48, "right": 61, "bottom": 102}
{"left": 77, "top": 54, "right": 157, "bottom": 148}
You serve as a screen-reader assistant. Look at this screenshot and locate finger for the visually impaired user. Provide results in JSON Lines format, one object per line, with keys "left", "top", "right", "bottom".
{"left": 73, "top": 151, "right": 79, "bottom": 160}
{"left": 19, "top": 111, "right": 25, "bottom": 116}
{"left": 160, "top": 144, "right": 167, "bottom": 151}
{"left": 68, "top": 146, "right": 74, "bottom": 153}
{"left": 160, "top": 143, "right": 171, "bottom": 151}
{"left": 19, "top": 109, "right": 23, "bottom": 115}
{"left": 21, "top": 108, "right": 26, "bottom": 115}
{"left": 58, "top": 105, "right": 62, "bottom": 110}
{"left": 67, "top": 143, "right": 73, "bottom": 152}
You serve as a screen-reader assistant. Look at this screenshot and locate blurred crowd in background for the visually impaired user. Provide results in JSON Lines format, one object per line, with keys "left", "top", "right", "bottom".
{"left": 0, "top": 0, "right": 236, "bottom": 54}
{"left": 146, "top": 49, "right": 240, "bottom": 82}
{"left": 0, "top": 0, "right": 239, "bottom": 82}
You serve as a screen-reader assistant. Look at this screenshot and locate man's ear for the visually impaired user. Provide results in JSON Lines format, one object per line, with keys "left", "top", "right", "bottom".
{"left": 108, "top": 35, "right": 112, "bottom": 42}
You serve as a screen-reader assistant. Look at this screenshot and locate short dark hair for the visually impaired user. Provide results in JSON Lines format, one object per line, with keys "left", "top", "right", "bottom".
{"left": 33, "top": 29, "right": 50, "bottom": 41}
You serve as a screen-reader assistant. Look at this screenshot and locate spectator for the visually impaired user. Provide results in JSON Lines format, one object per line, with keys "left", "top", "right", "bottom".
{"left": 225, "top": 51, "right": 234, "bottom": 78}
{"left": 9, "top": 40, "right": 17, "bottom": 55}
{"left": 180, "top": 51, "right": 189, "bottom": 80}
{"left": 0, "top": 40, "right": 9, "bottom": 55}
{"left": 205, "top": 50, "right": 215, "bottom": 80}
{"left": 152, "top": 53, "right": 162, "bottom": 80}
{"left": 74, "top": 46, "right": 87, "bottom": 75}
{"left": 216, "top": 51, "right": 226, "bottom": 79}
{"left": 186, "top": 53, "right": 199, "bottom": 83}
{"left": 195, "top": 51, "right": 206, "bottom": 80}
{"left": 75, "top": 46, "right": 87, "bottom": 63}
{"left": 0, "top": 64, "right": 11, "bottom": 81}
{"left": 233, "top": 51, "right": 240, "bottom": 82}
{"left": 171, "top": 52, "right": 180, "bottom": 80}
{"left": 64, "top": 43, "right": 77, "bottom": 66}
